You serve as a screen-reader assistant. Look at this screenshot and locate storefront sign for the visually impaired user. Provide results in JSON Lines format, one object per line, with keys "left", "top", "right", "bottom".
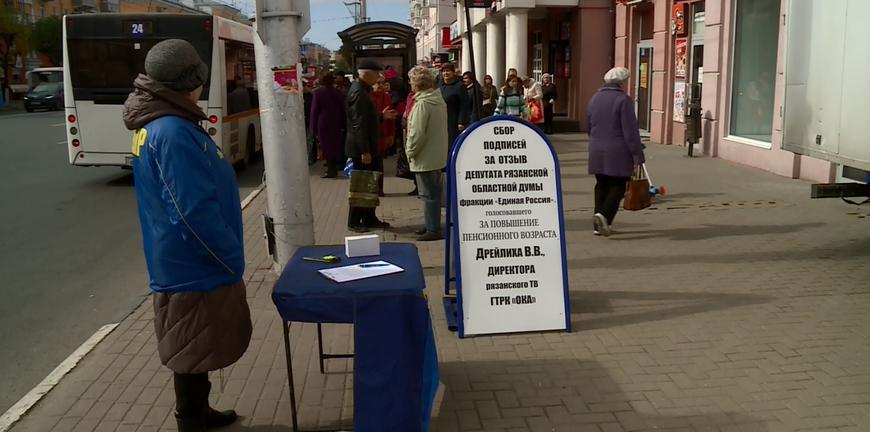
{"left": 441, "top": 27, "right": 451, "bottom": 49}
{"left": 672, "top": 3, "right": 687, "bottom": 36}
{"left": 675, "top": 38, "right": 688, "bottom": 80}
{"left": 673, "top": 80, "right": 686, "bottom": 123}
{"left": 464, "top": 0, "right": 493, "bottom": 7}
{"left": 639, "top": 63, "right": 648, "bottom": 89}
{"left": 449, "top": 21, "right": 460, "bottom": 42}
{"left": 446, "top": 117, "right": 570, "bottom": 337}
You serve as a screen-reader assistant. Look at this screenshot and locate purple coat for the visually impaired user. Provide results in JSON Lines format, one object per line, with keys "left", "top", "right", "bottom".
{"left": 586, "top": 85, "right": 645, "bottom": 178}
{"left": 309, "top": 86, "right": 347, "bottom": 161}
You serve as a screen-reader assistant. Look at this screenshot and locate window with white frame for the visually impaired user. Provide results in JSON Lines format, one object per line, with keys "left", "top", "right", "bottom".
{"left": 729, "top": 0, "right": 779, "bottom": 143}
{"left": 532, "top": 32, "right": 543, "bottom": 83}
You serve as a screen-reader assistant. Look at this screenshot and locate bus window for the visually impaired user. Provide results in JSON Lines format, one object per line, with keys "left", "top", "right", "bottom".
{"left": 224, "top": 41, "right": 257, "bottom": 114}
{"left": 68, "top": 38, "right": 211, "bottom": 101}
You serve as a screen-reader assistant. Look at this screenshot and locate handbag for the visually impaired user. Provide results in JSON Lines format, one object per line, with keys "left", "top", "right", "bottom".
{"left": 348, "top": 169, "right": 382, "bottom": 208}
{"left": 528, "top": 99, "right": 544, "bottom": 124}
{"left": 624, "top": 164, "right": 652, "bottom": 211}
{"left": 396, "top": 146, "right": 415, "bottom": 180}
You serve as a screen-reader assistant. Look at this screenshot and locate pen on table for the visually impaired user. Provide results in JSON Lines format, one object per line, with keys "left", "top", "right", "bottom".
{"left": 359, "top": 263, "right": 390, "bottom": 268}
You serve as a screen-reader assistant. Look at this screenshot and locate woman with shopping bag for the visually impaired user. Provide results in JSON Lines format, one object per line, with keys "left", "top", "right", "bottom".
{"left": 586, "top": 67, "right": 646, "bottom": 236}
{"left": 523, "top": 76, "right": 544, "bottom": 125}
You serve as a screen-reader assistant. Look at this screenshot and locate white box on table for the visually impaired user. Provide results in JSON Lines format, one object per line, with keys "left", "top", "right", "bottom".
{"left": 345, "top": 234, "right": 380, "bottom": 258}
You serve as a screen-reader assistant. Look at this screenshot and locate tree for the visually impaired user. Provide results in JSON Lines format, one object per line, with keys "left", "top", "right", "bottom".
{"left": 0, "top": 6, "right": 31, "bottom": 94}
{"left": 31, "top": 16, "right": 62, "bottom": 66}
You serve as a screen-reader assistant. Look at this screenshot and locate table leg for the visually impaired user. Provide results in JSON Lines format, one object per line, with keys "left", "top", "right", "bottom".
{"left": 317, "top": 323, "right": 325, "bottom": 374}
{"left": 283, "top": 321, "right": 299, "bottom": 432}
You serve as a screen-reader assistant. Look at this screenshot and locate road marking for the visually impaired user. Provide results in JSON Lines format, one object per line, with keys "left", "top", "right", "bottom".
{"left": 0, "top": 112, "right": 60, "bottom": 120}
{"left": 0, "top": 323, "right": 119, "bottom": 432}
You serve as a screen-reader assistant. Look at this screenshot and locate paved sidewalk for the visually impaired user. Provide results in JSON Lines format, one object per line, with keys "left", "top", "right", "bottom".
{"left": 9, "top": 134, "right": 870, "bottom": 432}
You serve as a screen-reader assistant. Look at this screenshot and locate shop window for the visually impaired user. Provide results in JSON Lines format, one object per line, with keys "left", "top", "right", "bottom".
{"left": 728, "top": 0, "right": 779, "bottom": 143}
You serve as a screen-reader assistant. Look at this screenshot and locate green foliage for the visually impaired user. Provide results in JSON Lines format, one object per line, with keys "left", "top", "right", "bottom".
{"left": 0, "top": 6, "right": 31, "bottom": 54}
{"left": 31, "top": 16, "right": 62, "bottom": 65}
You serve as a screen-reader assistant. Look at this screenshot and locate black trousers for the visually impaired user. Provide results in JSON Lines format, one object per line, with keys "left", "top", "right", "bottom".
{"left": 543, "top": 104, "right": 555, "bottom": 132}
{"left": 348, "top": 156, "right": 383, "bottom": 227}
{"left": 594, "top": 174, "right": 629, "bottom": 225}
{"left": 174, "top": 372, "right": 210, "bottom": 418}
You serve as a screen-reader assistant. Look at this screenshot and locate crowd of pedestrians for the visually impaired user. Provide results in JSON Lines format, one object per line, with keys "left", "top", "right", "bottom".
{"left": 306, "top": 61, "right": 645, "bottom": 241}
{"left": 305, "top": 62, "right": 565, "bottom": 241}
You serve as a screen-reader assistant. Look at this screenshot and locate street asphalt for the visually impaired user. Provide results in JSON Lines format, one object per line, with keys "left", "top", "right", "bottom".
{"left": 0, "top": 109, "right": 265, "bottom": 413}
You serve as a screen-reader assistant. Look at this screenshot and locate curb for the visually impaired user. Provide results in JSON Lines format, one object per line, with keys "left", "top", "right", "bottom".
{"left": 0, "top": 183, "right": 266, "bottom": 432}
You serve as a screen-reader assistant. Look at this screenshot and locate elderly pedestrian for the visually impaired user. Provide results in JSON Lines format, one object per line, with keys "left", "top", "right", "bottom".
{"left": 586, "top": 67, "right": 646, "bottom": 237}
{"left": 122, "top": 39, "right": 251, "bottom": 431}
{"left": 346, "top": 60, "right": 394, "bottom": 232}
{"left": 437, "top": 63, "right": 470, "bottom": 148}
{"left": 310, "top": 72, "right": 346, "bottom": 178}
{"left": 406, "top": 65, "right": 448, "bottom": 241}
{"left": 541, "top": 73, "right": 557, "bottom": 134}
{"left": 495, "top": 74, "right": 528, "bottom": 118}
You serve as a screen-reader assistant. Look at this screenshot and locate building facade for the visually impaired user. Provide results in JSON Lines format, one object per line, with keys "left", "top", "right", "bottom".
{"left": 614, "top": 0, "right": 832, "bottom": 182}
{"left": 448, "top": 0, "right": 612, "bottom": 130}
{"left": 410, "top": 0, "right": 455, "bottom": 66}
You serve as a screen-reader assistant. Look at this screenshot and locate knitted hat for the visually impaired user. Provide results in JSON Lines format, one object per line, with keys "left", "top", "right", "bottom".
{"left": 144, "top": 39, "right": 210, "bottom": 92}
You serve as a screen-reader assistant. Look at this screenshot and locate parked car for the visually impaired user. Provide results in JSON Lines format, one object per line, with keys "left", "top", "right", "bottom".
{"left": 24, "top": 82, "right": 64, "bottom": 112}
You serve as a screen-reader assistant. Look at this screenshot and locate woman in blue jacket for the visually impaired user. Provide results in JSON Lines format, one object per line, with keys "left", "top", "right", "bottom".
{"left": 122, "top": 39, "right": 251, "bottom": 432}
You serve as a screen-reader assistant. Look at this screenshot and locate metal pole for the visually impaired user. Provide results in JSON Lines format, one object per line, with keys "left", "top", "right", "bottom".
{"left": 254, "top": 0, "right": 315, "bottom": 272}
{"left": 463, "top": 2, "right": 480, "bottom": 125}
{"left": 360, "top": 0, "right": 367, "bottom": 23}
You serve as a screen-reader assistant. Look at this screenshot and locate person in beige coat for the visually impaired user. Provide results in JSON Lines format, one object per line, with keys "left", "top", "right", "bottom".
{"left": 405, "top": 66, "right": 449, "bottom": 241}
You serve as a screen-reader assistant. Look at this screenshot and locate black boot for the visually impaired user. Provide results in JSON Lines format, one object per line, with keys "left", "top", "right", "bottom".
{"left": 176, "top": 415, "right": 207, "bottom": 432}
{"left": 206, "top": 407, "right": 238, "bottom": 429}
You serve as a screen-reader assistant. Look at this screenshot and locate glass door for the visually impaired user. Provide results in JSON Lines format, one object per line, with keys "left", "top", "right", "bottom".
{"left": 635, "top": 41, "right": 654, "bottom": 135}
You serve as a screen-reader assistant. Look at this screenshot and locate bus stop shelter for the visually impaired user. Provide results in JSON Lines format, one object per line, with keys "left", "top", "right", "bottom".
{"left": 337, "top": 21, "right": 418, "bottom": 76}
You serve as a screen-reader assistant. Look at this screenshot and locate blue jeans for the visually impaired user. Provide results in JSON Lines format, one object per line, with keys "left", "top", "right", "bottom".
{"left": 415, "top": 170, "right": 442, "bottom": 234}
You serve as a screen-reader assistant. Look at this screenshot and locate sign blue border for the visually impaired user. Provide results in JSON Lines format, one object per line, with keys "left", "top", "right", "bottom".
{"left": 444, "top": 115, "right": 571, "bottom": 337}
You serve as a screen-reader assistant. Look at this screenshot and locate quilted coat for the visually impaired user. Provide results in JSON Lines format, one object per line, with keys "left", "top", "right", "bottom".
{"left": 123, "top": 74, "right": 252, "bottom": 373}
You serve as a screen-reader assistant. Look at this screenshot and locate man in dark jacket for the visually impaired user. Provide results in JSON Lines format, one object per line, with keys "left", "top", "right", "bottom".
{"left": 346, "top": 60, "right": 395, "bottom": 231}
{"left": 462, "top": 71, "right": 483, "bottom": 123}
{"left": 438, "top": 63, "right": 470, "bottom": 148}
{"left": 122, "top": 39, "right": 251, "bottom": 432}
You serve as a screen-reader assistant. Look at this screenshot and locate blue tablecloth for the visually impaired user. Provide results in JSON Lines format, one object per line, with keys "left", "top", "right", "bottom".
{"left": 272, "top": 243, "right": 439, "bottom": 432}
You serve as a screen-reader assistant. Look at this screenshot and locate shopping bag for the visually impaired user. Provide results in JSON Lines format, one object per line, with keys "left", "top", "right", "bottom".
{"left": 344, "top": 158, "right": 354, "bottom": 177}
{"left": 348, "top": 169, "right": 382, "bottom": 208}
{"left": 528, "top": 99, "right": 544, "bottom": 124}
{"left": 624, "top": 164, "right": 651, "bottom": 211}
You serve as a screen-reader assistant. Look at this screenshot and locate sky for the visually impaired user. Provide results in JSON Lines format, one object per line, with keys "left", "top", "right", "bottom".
{"left": 237, "top": 0, "right": 411, "bottom": 51}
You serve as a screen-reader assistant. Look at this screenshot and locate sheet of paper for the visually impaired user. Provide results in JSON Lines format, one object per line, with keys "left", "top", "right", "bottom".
{"left": 318, "top": 260, "right": 404, "bottom": 283}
